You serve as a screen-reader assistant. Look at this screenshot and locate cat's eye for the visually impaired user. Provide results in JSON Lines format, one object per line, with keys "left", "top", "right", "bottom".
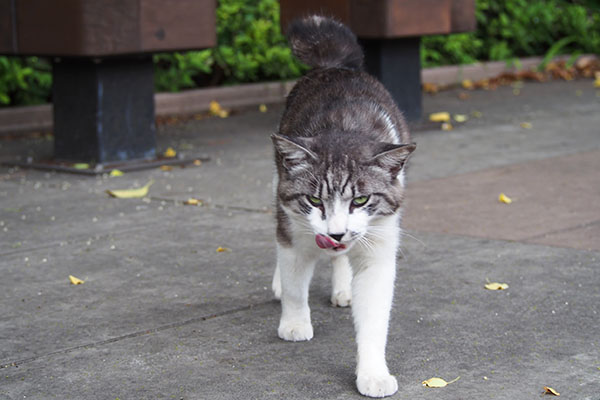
{"left": 352, "top": 195, "right": 370, "bottom": 207}
{"left": 307, "top": 195, "right": 323, "bottom": 206}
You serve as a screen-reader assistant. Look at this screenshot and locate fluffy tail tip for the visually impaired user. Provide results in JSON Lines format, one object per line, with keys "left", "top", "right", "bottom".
{"left": 287, "top": 15, "right": 363, "bottom": 70}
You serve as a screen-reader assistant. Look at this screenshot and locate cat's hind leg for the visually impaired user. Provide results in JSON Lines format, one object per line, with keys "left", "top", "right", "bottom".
{"left": 276, "top": 244, "right": 317, "bottom": 341}
{"left": 272, "top": 263, "right": 282, "bottom": 300}
{"left": 331, "top": 255, "right": 352, "bottom": 307}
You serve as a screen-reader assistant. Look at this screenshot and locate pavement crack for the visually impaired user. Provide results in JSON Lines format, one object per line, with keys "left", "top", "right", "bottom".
{"left": 0, "top": 301, "right": 273, "bottom": 369}
{"left": 0, "top": 225, "right": 150, "bottom": 257}
{"left": 150, "top": 195, "right": 272, "bottom": 214}
{"left": 521, "top": 219, "right": 600, "bottom": 242}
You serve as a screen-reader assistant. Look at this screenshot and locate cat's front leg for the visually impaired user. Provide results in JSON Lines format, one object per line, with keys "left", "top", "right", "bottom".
{"left": 276, "top": 244, "right": 317, "bottom": 341}
{"left": 352, "top": 240, "right": 399, "bottom": 397}
{"left": 331, "top": 255, "right": 352, "bottom": 307}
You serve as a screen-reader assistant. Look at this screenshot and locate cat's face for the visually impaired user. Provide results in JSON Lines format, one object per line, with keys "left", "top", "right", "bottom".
{"left": 273, "top": 133, "right": 415, "bottom": 252}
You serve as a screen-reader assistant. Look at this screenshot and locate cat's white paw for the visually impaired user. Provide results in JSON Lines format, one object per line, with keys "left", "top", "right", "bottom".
{"left": 356, "top": 373, "right": 398, "bottom": 398}
{"left": 278, "top": 320, "right": 313, "bottom": 341}
{"left": 331, "top": 290, "right": 352, "bottom": 307}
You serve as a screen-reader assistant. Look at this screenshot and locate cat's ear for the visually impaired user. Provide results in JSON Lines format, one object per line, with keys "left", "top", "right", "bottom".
{"left": 272, "top": 134, "right": 317, "bottom": 173}
{"left": 371, "top": 142, "right": 416, "bottom": 177}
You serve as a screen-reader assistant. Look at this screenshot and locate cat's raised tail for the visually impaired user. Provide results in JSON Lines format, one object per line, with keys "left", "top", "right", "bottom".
{"left": 287, "top": 15, "right": 363, "bottom": 71}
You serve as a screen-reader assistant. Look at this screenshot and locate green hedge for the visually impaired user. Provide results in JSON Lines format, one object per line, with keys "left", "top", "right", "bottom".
{"left": 421, "top": 0, "right": 600, "bottom": 67}
{"left": 1, "top": 0, "right": 599, "bottom": 107}
{"left": 154, "top": 0, "right": 304, "bottom": 92}
{"left": 0, "top": 56, "right": 52, "bottom": 106}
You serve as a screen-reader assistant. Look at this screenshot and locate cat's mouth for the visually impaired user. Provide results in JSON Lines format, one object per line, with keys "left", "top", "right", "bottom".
{"left": 315, "top": 234, "right": 347, "bottom": 251}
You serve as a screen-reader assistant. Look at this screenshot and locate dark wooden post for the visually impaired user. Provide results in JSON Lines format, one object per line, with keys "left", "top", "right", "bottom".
{"left": 53, "top": 57, "right": 157, "bottom": 163}
{"left": 361, "top": 37, "right": 422, "bottom": 122}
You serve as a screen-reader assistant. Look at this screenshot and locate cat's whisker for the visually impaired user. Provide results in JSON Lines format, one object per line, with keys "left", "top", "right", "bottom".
{"left": 397, "top": 245, "right": 407, "bottom": 260}
{"left": 358, "top": 234, "right": 377, "bottom": 255}
{"left": 399, "top": 230, "right": 426, "bottom": 247}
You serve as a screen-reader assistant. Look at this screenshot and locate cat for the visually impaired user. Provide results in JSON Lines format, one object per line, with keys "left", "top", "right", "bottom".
{"left": 271, "top": 16, "right": 416, "bottom": 398}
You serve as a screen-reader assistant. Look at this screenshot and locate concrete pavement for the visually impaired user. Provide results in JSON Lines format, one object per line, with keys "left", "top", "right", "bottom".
{"left": 0, "top": 78, "right": 599, "bottom": 399}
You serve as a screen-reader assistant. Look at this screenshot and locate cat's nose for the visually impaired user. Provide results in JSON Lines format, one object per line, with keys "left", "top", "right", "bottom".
{"left": 329, "top": 233, "right": 344, "bottom": 242}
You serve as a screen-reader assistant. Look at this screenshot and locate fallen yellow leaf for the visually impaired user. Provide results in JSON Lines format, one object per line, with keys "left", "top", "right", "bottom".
{"left": 462, "top": 79, "right": 474, "bottom": 89}
{"left": 109, "top": 169, "right": 124, "bottom": 177}
{"left": 216, "top": 246, "right": 229, "bottom": 253}
{"left": 193, "top": 159, "right": 202, "bottom": 166}
{"left": 69, "top": 275, "right": 84, "bottom": 285}
{"left": 454, "top": 114, "right": 468, "bottom": 123}
{"left": 543, "top": 386, "right": 560, "bottom": 396}
{"left": 184, "top": 198, "right": 202, "bottom": 206}
{"left": 441, "top": 122, "right": 453, "bottom": 131}
{"left": 74, "top": 163, "right": 90, "bottom": 170}
{"left": 471, "top": 110, "right": 483, "bottom": 118}
{"left": 520, "top": 122, "right": 533, "bottom": 129}
{"left": 209, "top": 100, "right": 222, "bottom": 114}
{"left": 209, "top": 100, "right": 229, "bottom": 118}
{"left": 164, "top": 147, "right": 177, "bottom": 158}
{"left": 422, "top": 82, "right": 439, "bottom": 93}
{"left": 429, "top": 112, "right": 451, "bottom": 122}
{"left": 106, "top": 180, "right": 154, "bottom": 199}
{"left": 259, "top": 104, "right": 268, "bottom": 112}
{"left": 422, "top": 376, "right": 460, "bottom": 388}
{"left": 498, "top": 193, "right": 512, "bottom": 204}
{"left": 485, "top": 282, "right": 509, "bottom": 290}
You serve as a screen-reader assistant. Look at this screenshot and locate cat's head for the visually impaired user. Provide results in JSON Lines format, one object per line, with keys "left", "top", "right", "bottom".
{"left": 273, "top": 132, "right": 415, "bottom": 253}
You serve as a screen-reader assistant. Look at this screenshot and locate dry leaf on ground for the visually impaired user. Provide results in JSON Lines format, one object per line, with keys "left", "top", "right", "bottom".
{"left": 184, "top": 198, "right": 202, "bottom": 206}
{"left": 69, "top": 275, "right": 84, "bottom": 285}
{"left": 520, "top": 122, "right": 533, "bottom": 129}
{"left": 164, "top": 147, "right": 177, "bottom": 158}
{"left": 485, "top": 282, "right": 509, "bottom": 290}
{"left": 216, "top": 246, "right": 230, "bottom": 253}
{"left": 106, "top": 180, "right": 154, "bottom": 199}
{"left": 423, "top": 82, "right": 439, "bottom": 93}
{"left": 498, "top": 193, "right": 512, "bottom": 204}
{"left": 441, "top": 122, "right": 453, "bottom": 131}
{"left": 209, "top": 100, "right": 229, "bottom": 118}
{"left": 109, "top": 169, "right": 124, "bottom": 177}
{"left": 544, "top": 386, "right": 560, "bottom": 396}
{"left": 422, "top": 376, "right": 460, "bottom": 388}
{"left": 462, "top": 79, "right": 474, "bottom": 89}
{"left": 429, "top": 112, "right": 451, "bottom": 122}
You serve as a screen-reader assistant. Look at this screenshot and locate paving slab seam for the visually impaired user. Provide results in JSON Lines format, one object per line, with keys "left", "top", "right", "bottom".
{"left": 520, "top": 219, "right": 600, "bottom": 242}
{"left": 408, "top": 147, "right": 600, "bottom": 185}
{"left": 148, "top": 195, "right": 272, "bottom": 214}
{"left": 0, "top": 225, "right": 151, "bottom": 257}
{"left": 0, "top": 301, "right": 272, "bottom": 370}
{"left": 0, "top": 200, "right": 271, "bottom": 257}
{"left": 402, "top": 228, "right": 600, "bottom": 254}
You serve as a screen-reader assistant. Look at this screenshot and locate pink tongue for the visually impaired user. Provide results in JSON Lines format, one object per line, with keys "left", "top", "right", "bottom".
{"left": 316, "top": 234, "right": 339, "bottom": 249}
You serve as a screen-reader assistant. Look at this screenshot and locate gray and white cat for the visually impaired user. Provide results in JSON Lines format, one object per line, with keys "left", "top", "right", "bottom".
{"left": 271, "top": 16, "right": 416, "bottom": 398}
